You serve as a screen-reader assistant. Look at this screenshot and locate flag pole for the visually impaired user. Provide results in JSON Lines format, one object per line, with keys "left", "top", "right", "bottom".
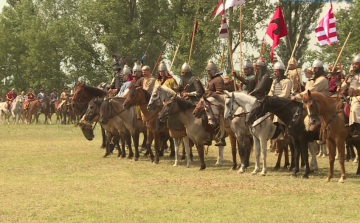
{"left": 335, "top": 41, "right": 344, "bottom": 80}
{"left": 220, "top": 50, "right": 225, "bottom": 70}
{"left": 284, "top": 31, "right": 301, "bottom": 77}
{"left": 332, "top": 28, "right": 353, "bottom": 74}
{"left": 169, "top": 34, "right": 184, "bottom": 72}
{"left": 287, "top": 36, "right": 293, "bottom": 53}
{"left": 188, "top": 18, "right": 197, "bottom": 65}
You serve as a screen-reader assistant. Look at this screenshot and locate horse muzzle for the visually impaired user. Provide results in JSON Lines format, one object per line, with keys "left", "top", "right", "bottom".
{"left": 147, "top": 104, "right": 155, "bottom": 111}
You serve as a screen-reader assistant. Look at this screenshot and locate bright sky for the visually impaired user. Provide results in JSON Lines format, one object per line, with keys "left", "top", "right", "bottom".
{"left": 0, "top": 0, "right": 5, "bottom": 10}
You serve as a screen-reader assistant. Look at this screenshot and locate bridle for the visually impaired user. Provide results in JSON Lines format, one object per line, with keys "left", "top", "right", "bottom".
{"left": 101, "top": 99, "right": 126, "bottom": 122}
{"left": 162, "top": 96, "right": 181, "bottom": 120}
{"left": 202, "top": 97, "right": 222, "bottom": 122}
{"left": 226, "top": 92, "right": 248, "bottom": 120}
{"left": 306, "top": 95, "right": 341, "bottom": 129}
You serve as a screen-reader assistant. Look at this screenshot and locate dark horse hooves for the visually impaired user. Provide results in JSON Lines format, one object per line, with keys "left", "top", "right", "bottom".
{"left": 273, "top": 166, "right": 280, "bottom": 171}
{"left": 291, "top": 173, "right": 297, "bottom": 178}
{"left": 180, "top": 155, "right": 186, "bottom": 160}
{"left": 100, "top": 145, "right": 106, "bottom": 149}
{"left": 199, "top": 165, "right": 206, "bottom": 171}
{"left": 302, "top": 175, "right": 309, "bottom": 179}
{"left": 230, "top": 165, "right": 237, "bottom": 171}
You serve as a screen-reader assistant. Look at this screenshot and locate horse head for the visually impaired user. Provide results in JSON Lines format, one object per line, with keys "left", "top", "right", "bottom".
{"left": 224, "top": 91, "right": 237, "bottom": 121}
{"left": 124, "top": 86, "right": 144, "bottom": 110}
{"left": 302, "top": 90, "right": 322, "bottom": 127}
{"left": 99, "top": 98, "right": 112, "bottom": 124}
{"left": 158, "top": 96, "right": 177, "bottom": 122}
{"left": 84, "top": 97, "right": 100, "bottom": 122}
{"left": 201, "top": 95, "right": 224, "bottom": 128}
{"left": 193, "top": 97, "right": 205, "bottom": 118}
{"left": 147, "top": 84, "right": 162, "bottom": 111}
{"left": 76, "top": 119, "right": 95, "bottom": 141}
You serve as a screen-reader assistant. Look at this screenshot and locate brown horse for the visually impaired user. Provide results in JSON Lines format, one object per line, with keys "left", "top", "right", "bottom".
{"left": 123, "top": 86, "right": 174, "bottom": 164}
{"left": 302, "top": 91, "right": 356, "bottom": 182}
{"left": 24, "top": 99, "right": 41, "bottom": 124}
{"left": 37, "top": 96, "right": 52, "bottom": 124}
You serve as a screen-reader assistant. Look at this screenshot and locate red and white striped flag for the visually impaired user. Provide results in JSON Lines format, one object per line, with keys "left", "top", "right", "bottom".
{"left": 225, "top": 0, "right": 245, "bottom": 10}
{"left": 219, "top": 14, "right": 229, "bottom": 39}
{"left": 315, "top": 4, "right": 337, "bottom": 46}
{"left": 210, "top": 0, "right": 224, "bottom": 19}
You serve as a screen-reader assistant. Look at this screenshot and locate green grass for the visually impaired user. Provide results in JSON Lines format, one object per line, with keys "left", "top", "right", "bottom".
{"left": 0, "top": 119, "right": 360, "bottom": 222}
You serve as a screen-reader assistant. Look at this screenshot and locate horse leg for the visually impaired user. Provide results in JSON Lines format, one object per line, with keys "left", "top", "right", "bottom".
{"left": 153, "top": 132, "right": 160, "bottom": 164}
{"left": 215, "top": 146, "right": 224, "bottom": 166}
{"left": 173, "top": 138, "right": 180, "bottom": 167}
{"left": 100, "top": 126, "right": 106, "bottom": 148}
{"left": 103, "top": 131, "right": 113, "bottom": 158}
{"left": 125, "top": 130, "right": 133, "bottom": 159}
{"left": 118, "top": 133, "right": 125, "bottom": 158}
{"left": 183, "top": 136, "right": 191, "bottom": 167}
{"left": 326, "top": 138, "right": 336, "bottom": 182}
{"left": 169, "top": 137, "right": 175, "bottom": 158}
{"left": 251, "top": 137, "right": 261, "bottom": 175}
{"left": 260, "top": 136, "right": 268, "bottom": 176}
{"left": 145, "top": 130, "right": 154, "bottom": 162}
{"left": 196, "top": 142, "right": 206, "bottom": 170}
{"left": 229, "top": 135, "right": 237, "bottom": 170}
{"left": 335, "top": 137, "right": 346, "bottom": 183}
{"left": 274, "top": 139, "right": 284, "bottom": 170}
{"left": 132, "top": 131, "right": 140, "bottom": 161}
{"left": 308, "top": 142, "right": 318, "bottom": 172}
{"left": 288, "top": 139, "right": 295, "bottom": 171}
{"left": 292, "top": 140, "right": 301, "bottom": 177}
{"left": 300, "top": 135, "right": 310, "bottom": 179}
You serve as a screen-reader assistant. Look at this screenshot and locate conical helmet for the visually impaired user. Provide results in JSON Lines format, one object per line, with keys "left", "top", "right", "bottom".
{"left": 288, "top": 57, "right": 298, "bottom": 67}
{"left": 132, "top": 62, "right": 142, "bottom": 77}
{"left": 206, "top": 60, "right": 219, "bottom": 76}
{"left": 242, "top": 59, "right": 253, "bottom": 69}
{"left": 353, "top": 54, "right": 360, "bottom": 63}
{"left": 256, "top": 58, "right": 266, "bottom": 67}
{"left": 181, "top": 62, "right": 192, "bottom": 72}
{"left": 122, "top": 65, "right": 131, "bottom": 80}
{"left": 274, "top": 61, "right": 285, "bottom": 70}
{"left": 312, "top": 59, "right": 323, "bottom": 68}
{"left": 112, "top": 54, "right": 121, "bottom": 71}
{"left": 158, "top": 61, "right": 168, "bottom": 72}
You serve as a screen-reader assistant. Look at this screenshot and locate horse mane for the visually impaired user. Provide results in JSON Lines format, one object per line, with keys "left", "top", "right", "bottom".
{"left": 175, "top": 97, "right": 195, "bottom": 112}
{"left": 207, "top": 93, "right": 225, "bottom": 105}
{"left": 142, "top": 88, "right": 151, "bottom": 102}
{"left": 83, "top": 84, "right": 107, "bottom": 97}
{"left": 160, "top": 85, "right": 176, "bottom": 96}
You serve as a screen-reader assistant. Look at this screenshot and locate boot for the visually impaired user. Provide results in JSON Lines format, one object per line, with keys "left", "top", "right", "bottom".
{"left": 351, "top": 124, "right": 360, "bottom": 138}
{"left": 214, "top": 137, "right": 226, "bottom": 146}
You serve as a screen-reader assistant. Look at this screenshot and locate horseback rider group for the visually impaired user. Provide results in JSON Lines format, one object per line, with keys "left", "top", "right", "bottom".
{"left": 5, "top": 88, "right": 17, "bottom": 110}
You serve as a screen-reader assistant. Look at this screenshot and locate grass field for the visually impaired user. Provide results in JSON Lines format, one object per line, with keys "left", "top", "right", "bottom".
{"left": 1, "top": 119, "right": 360, "bottom": 222}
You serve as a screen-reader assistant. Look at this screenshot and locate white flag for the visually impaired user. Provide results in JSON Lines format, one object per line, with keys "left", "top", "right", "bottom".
{"left": 219, "top": 15, "right": 229, "bottom": 39}
{"left": 225, "top": 0, "right": 245, "bottom": 10}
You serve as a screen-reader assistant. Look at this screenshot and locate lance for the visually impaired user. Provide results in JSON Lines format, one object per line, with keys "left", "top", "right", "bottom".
{"left": 151, "top": 51, "right": 163, "bottom": 77}
{"left": 188, "top": 18, "right": 197, "bottom": 65}
{"left": 253, "top": 35, "right": 266, "bottom": 80}
{"left": 220, "top": 50, "right": 225, "bottom": 70}
{"left": 169, "top": 34, "right": 184, "bottom": 72}
{"left": 332, "top": 28, "right": 353, "bottom": 76}
{"left": 284, "top": 30, "right": 302, "bottom": 77}
{"left": 140, "top": 43, "right": 151, "bottom": 66}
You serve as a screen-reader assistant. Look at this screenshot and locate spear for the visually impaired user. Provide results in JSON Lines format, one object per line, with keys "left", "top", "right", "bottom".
{"left": 140, "top": 43, "right": 151, "bottom": 66}
{"left": 169, "top": 34, "right": 184, "bottom": 72}
{"left": 188, "top": 18, "right": 197, "bottom": 65}
{"left": 332, "top": 27, "right": 353, "bottom": 75}
{"left": 284, "top": 30, "right": 302, "bottom": 77}
{"left": 151, "top": 51, "right": 163, "bottom": 77}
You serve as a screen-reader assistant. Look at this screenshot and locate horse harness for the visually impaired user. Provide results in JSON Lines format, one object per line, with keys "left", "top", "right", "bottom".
{"left": 309, "top": 96, "right": 343, "bottom": 130}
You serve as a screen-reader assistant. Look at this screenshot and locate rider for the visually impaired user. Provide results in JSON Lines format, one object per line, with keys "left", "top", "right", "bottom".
{"left": 231, "top": 58, "right": 256, "bottom": 93}
{"left": 6, "top": 88, "right": 17, "bottom": 111}
{"left": 108, "top": 53, "right": 124, "bottom": 97}
{"left": 140, "top": 65, "right": 155, "bottom": 93}
{"left": 50, "top": 88, "right": 58, "bottom": 113}
{"left": 57, "top": 87, "right": 69, "bottom": 111}
{"left": 154, "top": 61, "right": 177, "bottom": 89}
{"left": 268, "top": 61, "right": 292, "bottom": 133}
{"left": 287, "top": 57, "right": 303, "bottom": 94}
{"left": 249, "top": 58, "right": 272, "bottom": 99}
{"left": 24, "top": 88, "right": 35, "bottom": 110}
{"left": 205, "top": 60, "right": 226, "bottom": 146}
{"left": 37, "top": 88, "right": 46, "bottom": 102}
{"left": 340, "top": 54, "right": 360, "bottom": 137}
{"left": 292, "top": 59, "right": 329, "bottom": 101}
{"left": 328, "top": 63, "right": 341, "bottom": 96}
{"left": 175, "top": 62, "right": 205, "bottom": 104}
{"left": 116, "top": 64, "right": 133, "bottom": 97}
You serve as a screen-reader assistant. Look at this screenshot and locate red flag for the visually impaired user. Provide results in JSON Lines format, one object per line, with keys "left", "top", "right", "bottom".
{"left": 189, "top": 18, "right": 198, "bottom": 43}
{"left": 315, "top": 3, "right": 337, "bottom": 46}
{"left": 266, "top": 6, "right": 288, "bottom": 62}
{"left": 219, "top": 15, "right": 229, "bottom": 39}
{"left": 210, "top": 0, "right": 225, "bottom": 19}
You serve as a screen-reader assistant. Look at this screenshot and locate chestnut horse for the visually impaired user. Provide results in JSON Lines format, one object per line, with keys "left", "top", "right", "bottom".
{"left": 123, "top": 86, "right": 174, "bottom": 164}
{"left": 303, "top": 91, "right": 360, "bottom": 182}
{"left": 72, "top": 82, "right": 107, "bottom": 148}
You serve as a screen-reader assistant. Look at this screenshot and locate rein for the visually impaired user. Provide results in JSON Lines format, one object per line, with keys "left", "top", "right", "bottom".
{"left": 310, "top": 97, "right": 342, "bottom": 129}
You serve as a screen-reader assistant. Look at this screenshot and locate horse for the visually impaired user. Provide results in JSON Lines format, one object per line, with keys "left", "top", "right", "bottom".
{"left": 0, "top": 102, "right": 12, "bottom": 124}
{"left": 147, "top": 84, "right": 192, "bottom": 167}
{"left": 158, "top": 95, "right": 227, "bottom": 170}
{"left": 123, "top": 86, "right": 174, "bottom": 164}
{"left": 71, "top": 82, "right": 107, "bottom": 148}
{"left": 192, "top": 93, "right": 253, "bottom": 172}
{"left": 81, "top": 97, "right": 130, "bottom": 158}
{"left": 11, "top": 96, "right": 25, "bottom": 124}
{"left": 99, "top": 97, "right": 148, "bottom": 161}
{"left": 246, "top": 96, "right": 311, "bottom": 178}
{"left": 36, "top": 96, "right": 52, "bottom": 124}
{"left": 222, "top": 91, "right": 305, "bottom": 175}
{"left": 302, "top": 90, "right": 360, "bottom": 181}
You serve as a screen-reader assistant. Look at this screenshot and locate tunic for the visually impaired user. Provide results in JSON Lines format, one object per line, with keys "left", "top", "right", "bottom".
{"left": 341, "top": 70, "right": 360, "bottom": 125}
{"left": 268, "top": 78, "right": 292, "bottom": 125}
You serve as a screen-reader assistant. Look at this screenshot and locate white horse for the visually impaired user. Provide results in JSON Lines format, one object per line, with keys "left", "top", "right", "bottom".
{"left": 222, "top": 91, "right": 318, "bottom": 174}
{"left": 11, "top": 96, "right": 26, "bottom": 124}
{"left": 147, "top": 84, "right": 191, "bottom": 167}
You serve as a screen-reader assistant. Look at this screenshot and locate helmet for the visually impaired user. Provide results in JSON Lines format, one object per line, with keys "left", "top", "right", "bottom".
{"left": 242, "top": 59, "right": 253, "bottom": 69}
{"left": 132, "top": 62, "right": 142, "bottom": 77}
{"left": 255, "top": 58, "right": 266, "bottom": 67}
{"left": 122, "top": 65, "right": 132, "bottom": 80}
{"left": 274, "top": 61, "right": 285, "bottom": 70}
{"left": 312, "top": 59, "right": 323, "bottom": 68}
{"left": 158, "top": 61, "right": 168, "bottom": 72}
{"left": 328, "top": 63, "right": 339, "bottom": 72}
{"left": 288, "top": 57, "right": 298, "bottom": 67}
{"left": 353, "top": 54, "right": 360, "bottom": 63}
{"left": 112, "top": 54, "right": 122, "bottom": 71}
{"left": 206, "top": 60, "right": 220, "bottom": 76}
{"left": 181, "top": 62, "right": 192, "bottom": 72}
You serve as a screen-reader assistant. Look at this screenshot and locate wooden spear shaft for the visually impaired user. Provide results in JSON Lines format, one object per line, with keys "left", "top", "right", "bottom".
{"left": 169, "top": 35, "right": 184, "bottom": 72}
{"left": 188, "top": 18, "right": 197, "bottom": 65}
{"left": 332, "top": 28, "right": 353, "bottom": 74}
{"left": 239, "top": 4, "right": 242, "bottom": 76}
{"left": 220, "top": 50, "right": 225, "bottom": 70}
{"left": 335, "top": 41, "right": 344, "bottom": 80}
{"left": 151, "top": 51, "right": 163, "bottom": 77}
{"left": 284, "top": 31, "right": 301, "bottom": 77}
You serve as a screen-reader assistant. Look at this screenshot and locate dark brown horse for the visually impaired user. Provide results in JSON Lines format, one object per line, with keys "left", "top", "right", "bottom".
{"left": 37, "top": 96, "right": 51, "bottom": 124}
{"left": 123, "top": 86, "right": 174, "bottom": 164}
{"left": 302, "top": 91, "right": 360, "bottom": 182}
{"left": 246, "top": 96, "right": 311, "bottom": 178}
{"left": 71, "top": 82, "right": 107, "bottom": 148}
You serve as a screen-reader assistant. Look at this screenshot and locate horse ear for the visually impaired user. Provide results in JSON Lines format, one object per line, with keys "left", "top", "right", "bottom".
{"left": 224, "top": 90, "right": 230, "bottom": 97}
{"left": 80, "top": 82, "right": 85, "bottom": 87}
{"left": 307, "top": 90, "right": 311, "bottom": 97}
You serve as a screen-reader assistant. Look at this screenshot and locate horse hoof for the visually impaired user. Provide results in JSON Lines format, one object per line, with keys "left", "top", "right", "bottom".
{"left": 338, "top": 178, "right": 345, "bottom": 183}
{"left": 273, "top": 166, "right": 280, "bottom": 171}
{"left": 186, "top": 165, "right": 190, "bottom": 168}
{"left": 230, "top": 166, "right": 237, "bottom": 171}
{"left": 325, "top": 177, "right": 330, "bottom": 182}
{"left": 199, "top": 166, "right": 206, "bottom": 170}
{"left": 302, "top": 175, "right": 309, "bottom": 179}
{"left": 260, "top": 172, "right": 266, "bottom": 176}
{"left": 173, "top": 163, "right": 178, "bottom": 167}
{"left": 180, "top": 155, "right": 186, "bottom": 160}
{"left": 291, "top": 173, "right": 297, "bottom": 178}
{"left": 214, "top": 162, "right": 222, "bottom": 166}
{"left": 100, "top": 145, "right": 106, "bottom": 149}
{"left": 251, "top": 171, "right": 258, "bottom": 175}
{"left": 133, "top": 157, "right": 138, "bottom": 161}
